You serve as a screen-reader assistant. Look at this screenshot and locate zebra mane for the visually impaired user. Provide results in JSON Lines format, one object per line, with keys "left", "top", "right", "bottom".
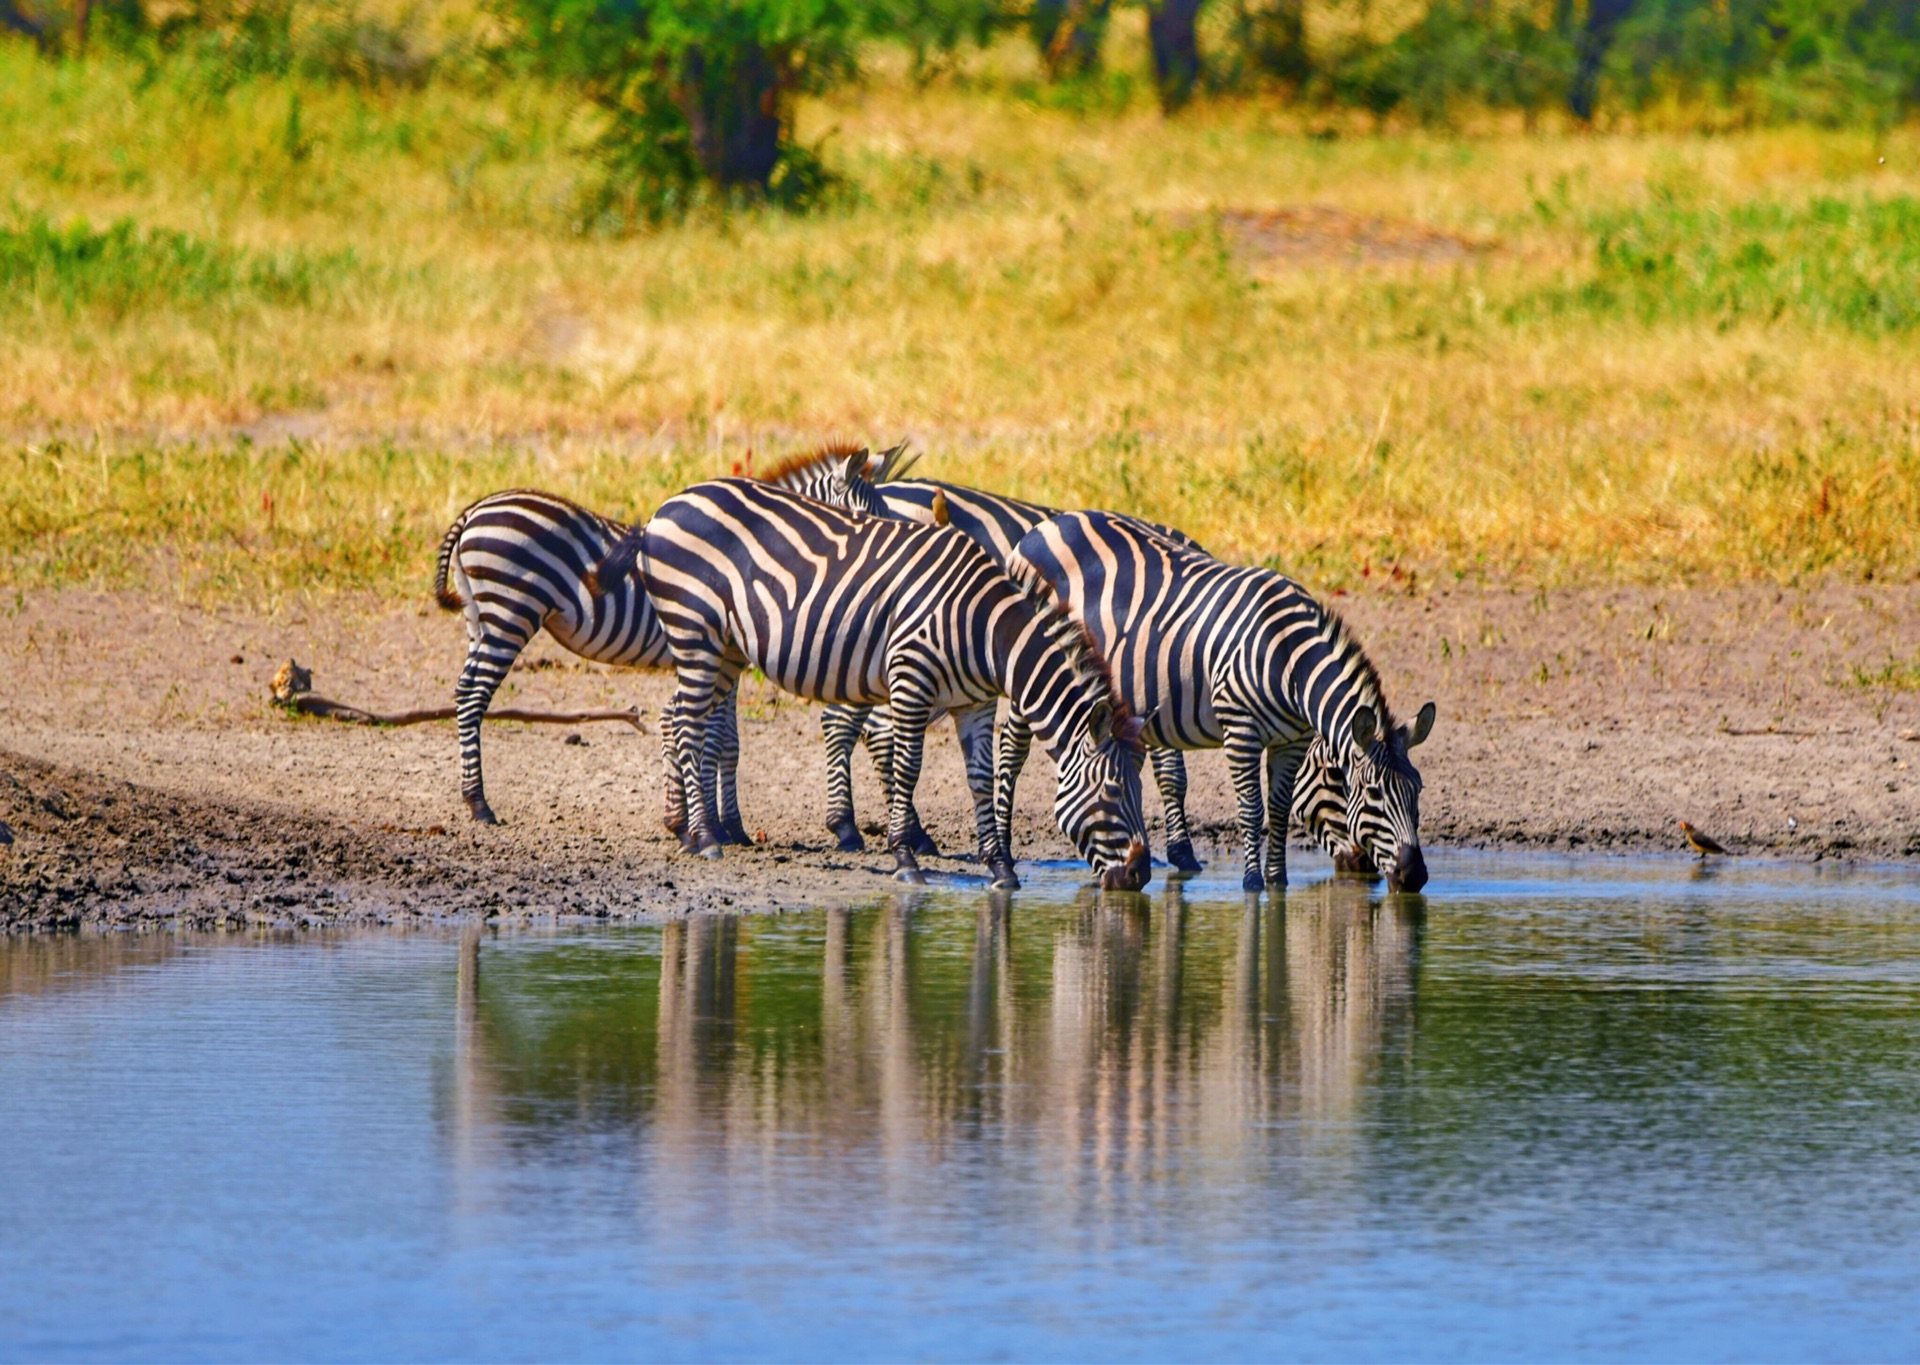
{"left": 1316, "top": 601, "right": 1397, "bottom": 736}
{"left": 755, "top": 439, "right": 916, "bottom": 490}
{"left": 756, "top": 440, "right": 868, "bottom": 488}
{"left": 1012, "top": 562, "right": 1144, "bottom": 749}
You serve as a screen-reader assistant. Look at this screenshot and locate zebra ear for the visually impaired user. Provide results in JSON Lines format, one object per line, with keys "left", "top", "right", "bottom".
{"left": 1407, "top": 701, "right": 1436, "bottom": 747}
{"left": 1350, "top": 706, "right": 1378, "bottom": 755}
{"left": 1087, "top": 702, "right": 1113, "bottom": 746}
{"left": 837, "top": 447, "right": 871, "bottom": 486}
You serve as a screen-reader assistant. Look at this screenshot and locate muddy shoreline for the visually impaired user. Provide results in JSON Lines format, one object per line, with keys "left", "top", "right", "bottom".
{"left": 4, "top": 583, "right": 1917, "bottom": 930}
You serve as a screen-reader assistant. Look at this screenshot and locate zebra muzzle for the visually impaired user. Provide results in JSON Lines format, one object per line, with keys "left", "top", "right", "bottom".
{"left": 1102, "top": 840, "right": 1151, "bottom": 892}
{"left": 1388, "top": 846, "right": 1429, "bottom": 893}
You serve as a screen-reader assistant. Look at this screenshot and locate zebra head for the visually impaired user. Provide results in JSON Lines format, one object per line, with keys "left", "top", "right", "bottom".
{"left": 1035, "top": 616, "right": 1152, "bottom": 891}
{"left": 1344, "top": 701, "right": 1436, "bottom": 893}
{"left": 765, "top": 440, "right": 917, "bottom": 517}
{"left": 1059, "top": 697, "right": 1152, "bottom": 891}
{"left": 1290, "top": 738, "right": 1380, "bottom": 878}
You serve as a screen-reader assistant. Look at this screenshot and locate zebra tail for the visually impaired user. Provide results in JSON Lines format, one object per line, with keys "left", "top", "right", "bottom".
{"left": 584, "top": 525, "right": 644, "bottom": 598}
{"left": 432, "top": 512, "right": 468, "bottom": 611}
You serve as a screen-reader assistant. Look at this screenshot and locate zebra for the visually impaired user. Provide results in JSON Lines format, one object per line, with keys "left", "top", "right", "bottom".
{"left": 998, "top": 510, "right": 1435, "bottom": 892}
{"left": 432, "top": 441, "right": 912, "bottom": 828}
{"left": 589, "top": 478, "right": 1154, "bottom": 891}
{"left": 826, "top": 477, "right": 1366, "bottom": 877}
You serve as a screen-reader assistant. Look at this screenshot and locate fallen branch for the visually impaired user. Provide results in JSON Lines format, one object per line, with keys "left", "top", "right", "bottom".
{"left": 270, "top": 659, "right": 646, "bottom": 732}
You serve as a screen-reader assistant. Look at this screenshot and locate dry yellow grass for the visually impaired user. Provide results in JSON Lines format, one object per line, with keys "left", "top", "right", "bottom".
{"left": 3, "top": 42, "right": 1918, "bottom": 599}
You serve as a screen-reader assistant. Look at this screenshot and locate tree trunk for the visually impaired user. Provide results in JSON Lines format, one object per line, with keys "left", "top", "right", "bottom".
{"left": 673, "top": 42, "right": 784, "bottom": 191}
{"left": 1031, "top": 0, "right": 1113, "bottom": 79}
{"left": 72, "top": 0, "right": 89, "bottom": 52}
{"left": 1148, "top": 0, "right": 1204, "bottom": 111}
{"left": 1568, "top": 0, "right": 1636, "bottom": 122}
{"left": 0, "top": 0, "right": 44, "bottom": 40}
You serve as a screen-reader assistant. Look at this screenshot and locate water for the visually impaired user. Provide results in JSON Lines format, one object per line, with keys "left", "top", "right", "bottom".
{"left": 4, "top": 852, "right": 1920, "bottom": 1362}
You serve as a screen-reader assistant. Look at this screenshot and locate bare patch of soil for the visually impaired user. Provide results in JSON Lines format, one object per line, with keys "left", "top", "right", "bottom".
{"left": 1196, "top": 206, "right": 1493, "bottom": 270}
{"left": 2, "top": 582, "right": 1916, "bottom": 930}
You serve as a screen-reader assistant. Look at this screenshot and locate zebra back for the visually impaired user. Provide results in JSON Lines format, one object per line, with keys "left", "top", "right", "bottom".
{"left": 588, "top": 440, "right": 909, "bottom": 596}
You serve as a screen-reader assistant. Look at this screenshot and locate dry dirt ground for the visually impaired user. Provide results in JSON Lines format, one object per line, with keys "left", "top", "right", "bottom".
{"left": 3, "top": 581, "right": 1917, "bottom": 930}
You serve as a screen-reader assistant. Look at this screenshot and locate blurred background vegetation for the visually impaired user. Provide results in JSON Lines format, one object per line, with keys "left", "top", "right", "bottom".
{"left": 2, "top": 0, "right": 1918, "bottom": 598}
{"left": 6, "top": 0, "right": 1918, "bottom": 206}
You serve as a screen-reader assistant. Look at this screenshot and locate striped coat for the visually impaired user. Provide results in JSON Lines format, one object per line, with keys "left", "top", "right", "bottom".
{"left": 605, "top": 478, "right": 1153, "bottom": 890}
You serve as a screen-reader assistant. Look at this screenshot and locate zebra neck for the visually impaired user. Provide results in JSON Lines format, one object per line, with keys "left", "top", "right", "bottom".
{"left": 991, "top": 600, "right": 1097, "bottom": 763}
{"left": 1284, "top": 621, "right": 1390, "bottom": 754}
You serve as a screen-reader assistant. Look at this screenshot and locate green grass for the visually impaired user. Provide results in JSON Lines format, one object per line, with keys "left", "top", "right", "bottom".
{"left": 1521, "top": 194, "right": 1920, "bottom": 334}
{"left": 1, "top": 214, "right": 359, "bottom": 317}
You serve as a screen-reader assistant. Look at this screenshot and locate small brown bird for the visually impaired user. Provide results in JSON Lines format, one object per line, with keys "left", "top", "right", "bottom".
{"left": 930, "top": 488, "right": 951, "bottom": 527}
{"left": 1678, "top": 819, "right": 1730, "bottom": 858}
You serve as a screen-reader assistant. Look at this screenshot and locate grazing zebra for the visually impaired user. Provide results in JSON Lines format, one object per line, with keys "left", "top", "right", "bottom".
{"left": 1000, "top": 510, "right": 1435, "bottom": 892}
{"left": 591, "top": 478, "right": 1153, "bottom": 890}
{"left": 832, "top": 477, "right": 1365, "bottom": 876}
{"left": 433, "top": 442, "right": 910, "bottom": 827}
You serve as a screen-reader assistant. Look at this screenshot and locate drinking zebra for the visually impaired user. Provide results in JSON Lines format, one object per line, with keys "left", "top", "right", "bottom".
{"left": 1000, "top": 510, "right": 1435, "bottom": 892}
{"left": 432, "top": 442, "right": 909, "bottom": 827}
{"left": 590, "top": 478, "right": 1153, "bottom": 891}
{"left": 830, "top": 476, "right": 1373, "bottom": 877}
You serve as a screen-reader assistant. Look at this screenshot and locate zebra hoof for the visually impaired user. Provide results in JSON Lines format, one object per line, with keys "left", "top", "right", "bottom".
{"left": 907, "top": 827, "right": 942, "bottom": 859}
{"left": 696, "top": 841, "right": 724, "bottom": 861}
{"left": 467, "top": 798, "right": 499, "bottom": 825}
{"left": 989, "top": 863, "right": 1020, "bottom": 891}
{"left": 893, "top": 867, "right": 928, "bottom": 886}
{"left": 720, "top": 822, "right": 752, "bottom": 847}
{"left": 1165, "top": 839, "right": 1202, "bottom": 873}
{"left": 828, "top": 819, "right": 866, "bottom": 853}
{"left": 1241, "top": 871, "right": 1265, "bottom": 893}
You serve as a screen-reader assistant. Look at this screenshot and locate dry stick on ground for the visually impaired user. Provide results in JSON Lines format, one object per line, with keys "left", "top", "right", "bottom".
{"left": 269, "top": 660, "right": 646, "bottom": 731}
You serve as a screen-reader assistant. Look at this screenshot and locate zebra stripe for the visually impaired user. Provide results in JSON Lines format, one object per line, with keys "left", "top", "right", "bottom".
{"left": 434, "top": 443, "right": 906, "bottom": 829}
{"left": 616, "top": 478, "right": 1153, "bottom": 890}
{"left": 1003, "top": 510, "right": 1435, "bottom": 892}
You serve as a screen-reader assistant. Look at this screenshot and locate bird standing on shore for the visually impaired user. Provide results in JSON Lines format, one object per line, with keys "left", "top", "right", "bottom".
{"left": 1678, "top": 820, "right": 1730, "bottom": 859}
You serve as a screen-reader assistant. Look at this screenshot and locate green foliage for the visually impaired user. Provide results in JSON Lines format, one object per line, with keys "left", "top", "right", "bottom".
{"left": 0, "top": 213, "right": 357, "bottom": 317}
{"left": 1610, "top": 0, "right": 1920, "bottom": 124}
{"left": 78, "top": 0, "right": 448, "bottom": 89}
{"left": 1324, "top": 2, "right": 1577, "bottom": 127}
{"left": 510, "top": 0, "right": 942, "bottom": 220}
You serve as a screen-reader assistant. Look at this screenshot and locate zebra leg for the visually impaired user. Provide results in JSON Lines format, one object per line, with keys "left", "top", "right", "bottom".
{"left": 880, "top": 688, "right": 936, "bottom": 885}
{"left": 862, "top": 707, "right": 941, "bottom": 858}
{"left": 1224, "top": 726, "right": 1271, "bottom": 893}
{"left": 992, "top": 710, "right": 1034, "bottom": 862}
{"left": 712, "top": 682, "right": 751, "bottom": 846}
{"left": 1151, "top": 746, "right": 1203, "bottom": 873}
{"left": 1262, "top": 739, "right": 1310, "bottom": 890}
{"left": 667, "top": 670, "right": 727, "bottom": 858}
{"left": 661, "top": 707, "right": 692, "bottom": 848}
{"left": 821, "top": 703, "right": 870, "bottom": 852}
{"left": 955, "top": 702, "right": 1017, "bottom": 889}
{"left": 454, "top": 623, "right": 536, "bottom": 825}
